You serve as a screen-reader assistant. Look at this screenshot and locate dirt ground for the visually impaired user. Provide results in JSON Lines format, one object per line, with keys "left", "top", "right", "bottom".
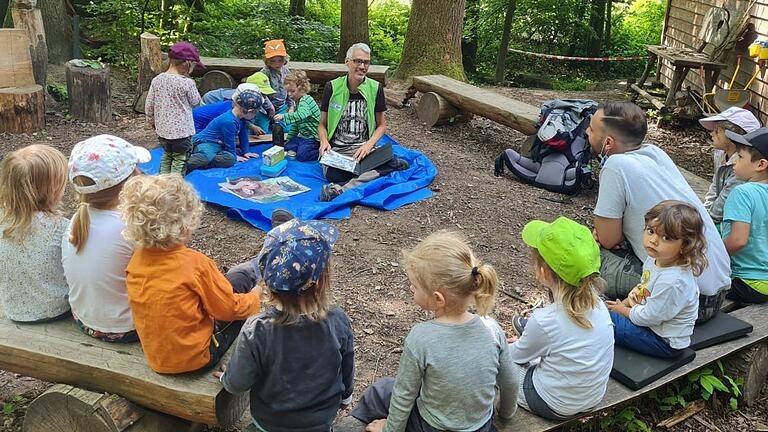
{"left": 1, "top": 70, "right": 766, "bottom": 431}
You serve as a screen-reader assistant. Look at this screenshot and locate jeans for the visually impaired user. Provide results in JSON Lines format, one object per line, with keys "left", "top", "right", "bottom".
{"left": 610, "top": 311, "right": 683, "bottom": 358}
{"left": 285, "top": 136, "right": 320, "bottom": 161}
{"left": 187, "top": 141, "right": 236, "bottom": 172}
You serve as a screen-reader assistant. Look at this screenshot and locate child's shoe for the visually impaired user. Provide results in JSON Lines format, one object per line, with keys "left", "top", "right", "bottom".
{"left": 512, "top": 316, "right": 528, "bottom": 335}
{"left": 271, "top": 208, "right": 295, "bottom": 228}
{"left": 319, "top": 184, "right": 342, "bottom": 202}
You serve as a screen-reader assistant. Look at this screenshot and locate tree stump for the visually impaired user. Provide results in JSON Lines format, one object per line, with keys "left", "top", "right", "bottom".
{"left": 417, "top": 91, "right": 473, "bottom": 127}
{"left": 724, "top": 341, "right": 768, "bottom": 407}
{"left": 0, "top": 84, "right": 45, "bottom": 133}
{"left": 10, "top": 0, "right": 47, "bottom": 89}
{"left": 133, "top": 32, "right": 163, "bottom": 114}
{"left": 198, "top": 70, "right": 236, "bottom": 97}
{"left": 0, "top": 29, "right": 36, "bottom": 88}
{"left": 23, "top": 384, "right": 200, "bottom": 432}
{"left": 65, "top": 60, "right": 112, "bottom": 123}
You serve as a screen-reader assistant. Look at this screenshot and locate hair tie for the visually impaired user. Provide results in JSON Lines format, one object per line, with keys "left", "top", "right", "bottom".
{"left": 471, "top": 266, "right": 479, "bottom": 276}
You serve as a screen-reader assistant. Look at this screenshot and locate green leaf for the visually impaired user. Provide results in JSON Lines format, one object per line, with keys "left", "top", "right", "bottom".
{"left": 701, "top": 367, "right": 713, "bottom": 376}
{"left": 677, "top": 395, "right": 686, "bottom": 406}
{"left": 703, "top": 375, "right": 729, "bottom": 393}
{"left": 700, "top": 376, "right": 714, "bottom": 394}
{"left": 729, "top": 397, "right": 738, "bottom": 411}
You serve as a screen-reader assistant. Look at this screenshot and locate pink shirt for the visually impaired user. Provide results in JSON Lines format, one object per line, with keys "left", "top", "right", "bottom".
{"left": 145, "top": 72, "right": 201, "bottom": 140}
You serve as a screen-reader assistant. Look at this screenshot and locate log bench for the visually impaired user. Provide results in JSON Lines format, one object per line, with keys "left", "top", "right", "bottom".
{"left": 0, "top": 311, "right": 246, "bottom": 431}
{"left": 335, "top": 303, "right": 768, "bottom": 432}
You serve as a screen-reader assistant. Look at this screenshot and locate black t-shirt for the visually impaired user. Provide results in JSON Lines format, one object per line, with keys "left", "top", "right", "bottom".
{"left": 321, "top": 79, "right": 386, "bottom": 150}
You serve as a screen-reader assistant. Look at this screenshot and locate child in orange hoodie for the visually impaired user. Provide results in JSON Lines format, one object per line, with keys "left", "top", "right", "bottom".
{"left": 119, "top": 174, "right": 261, "bottom": 373}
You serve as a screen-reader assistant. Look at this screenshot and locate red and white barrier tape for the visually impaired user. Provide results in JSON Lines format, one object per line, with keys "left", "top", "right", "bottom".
{"left": 508, "top": 48, "right": 648, "bottom": 62}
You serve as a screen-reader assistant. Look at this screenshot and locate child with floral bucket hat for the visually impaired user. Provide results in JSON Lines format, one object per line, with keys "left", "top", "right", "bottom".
{"left": 218, "top": 219, "right": 354, "bottom": 432}
{"left": 509, "top": 217, "right": 614, "bottom": 420}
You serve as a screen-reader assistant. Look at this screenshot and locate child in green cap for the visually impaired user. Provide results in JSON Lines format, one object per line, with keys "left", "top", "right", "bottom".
{"left": 509, "top": 216, "right": 614, "bottom": 420}
{"left": 606, "top": 200, "right": 706, "bottom": 358}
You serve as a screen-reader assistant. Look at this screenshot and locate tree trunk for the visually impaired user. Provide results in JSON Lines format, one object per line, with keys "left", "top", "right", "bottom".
{"left": 494, "top": 0, "right": 516, "bottom": 83}
{"left": 417, "top": 91, "right": 473, "bottom": 127}
{"left": 66, "top": 60, "right": 111, "bottom": 123}
{"left": 394, "top": 0, "right": 466, "bottom": 82}
{"left": 587, "top": 0, "right": 606, "bottom": 56}
{"left": 338, "top": 0, "right": 368, "bottom": 63}
{"left": 461, "top": 0, "right": 479, "bottom": 75}
{"left": 10, "top": 0, "right": 46, "bottom": 89}
{"left": 133, "top": 32, "right": 162, "bottom": 113}
{"left": 288, "top": 0, "right": 305, "bottom": 17}
{"left": 38, "top": 0, "right": 72, "bottom": 63}
{"left": 0, "top": 85, "right": 45, "bottom": 133}
{"left": 604, "top": 0, "right": 612, "bottom": 51}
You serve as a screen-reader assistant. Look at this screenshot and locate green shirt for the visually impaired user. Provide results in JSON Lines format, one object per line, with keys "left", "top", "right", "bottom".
{"left": 283, "top": 95, "right": 320, "bottom": 140}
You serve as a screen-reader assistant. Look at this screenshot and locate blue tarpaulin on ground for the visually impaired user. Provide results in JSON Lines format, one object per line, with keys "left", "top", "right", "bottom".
{"left": 140, "top": 134, "right": 437, "bottom": 231}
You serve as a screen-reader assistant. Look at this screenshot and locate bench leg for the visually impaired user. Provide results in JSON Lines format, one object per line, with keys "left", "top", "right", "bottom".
{"left": 665, "top": 66, "right": 689, "bottom": 107}
{"left": 23, "top": 384, "right": 198, "bottom": 432}
{"left": 724, "top": 341, "right": 768, "bottom": 407}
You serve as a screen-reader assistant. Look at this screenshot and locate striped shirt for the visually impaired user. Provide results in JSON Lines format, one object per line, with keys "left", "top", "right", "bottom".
{"left": 283, "top": 95, "right": 320, "bottom": 140}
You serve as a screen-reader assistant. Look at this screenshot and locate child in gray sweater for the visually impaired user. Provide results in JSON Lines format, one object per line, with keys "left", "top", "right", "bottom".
{"left": 217, "top": 220, "right": 353, "bottom": 432}
{"left": 350, "top": 231, "right": 518, "bottom": 432}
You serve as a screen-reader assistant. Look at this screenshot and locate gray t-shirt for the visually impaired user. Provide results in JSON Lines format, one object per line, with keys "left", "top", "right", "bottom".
{"left": 594, "top": 144, "right": 731, "bottom": 296}
{"left": 383, "top": 316, "right": 518, "bottom": 432}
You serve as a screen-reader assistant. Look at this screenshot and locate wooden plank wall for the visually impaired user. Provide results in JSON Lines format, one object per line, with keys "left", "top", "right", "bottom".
{"left": 660, "top": 0, "right": 768, "bottom": 123}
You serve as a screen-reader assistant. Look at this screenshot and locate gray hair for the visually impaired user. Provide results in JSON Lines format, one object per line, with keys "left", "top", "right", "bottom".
{"left": 345, "top": 43, "right": 371, "bottom": 60}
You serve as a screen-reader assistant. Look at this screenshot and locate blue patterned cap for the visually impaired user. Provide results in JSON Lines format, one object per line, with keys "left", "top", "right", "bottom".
{"left": 234, "top": 89, "right": 263, "bottom": 111}
{"left": 256, "top": 219, "right": 339, "bottom": 293}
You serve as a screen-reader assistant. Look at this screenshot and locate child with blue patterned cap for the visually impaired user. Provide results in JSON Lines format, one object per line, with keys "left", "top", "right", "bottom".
{"left": 218, "top": 219, "right": 355, "bottom": 432}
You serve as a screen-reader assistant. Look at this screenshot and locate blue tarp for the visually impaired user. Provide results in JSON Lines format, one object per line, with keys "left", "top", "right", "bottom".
{"left": 140, "top": 134, "right": 437, "bottom": 231}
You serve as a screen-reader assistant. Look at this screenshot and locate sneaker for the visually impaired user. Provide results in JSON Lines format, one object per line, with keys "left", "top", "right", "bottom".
{"left": 393, "top": 158, "right": 410, "bottom": 171}
{"left": 319, "top": 184, "right": 341, "bottom": 202}
{"left": 512, "top": 316, "right": 528, "bottom": 335}
{"left": 270, "top": 208, "right": 294, "bottom": 228}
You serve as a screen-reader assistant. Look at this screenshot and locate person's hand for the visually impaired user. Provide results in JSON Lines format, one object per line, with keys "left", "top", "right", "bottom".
{"left": 212, "top": 363, "right": 226, "bottom": 379}
{"left": 626, "top": 285, "right": 647, "bottom": 307}
{"left": 273, "top": 114, "right": 284, "bottom": 122}
{"left": 250, "top": 124, "right": 265, "bottom": 135}
{"left": 354, "top": 141, "right": 375, "bottom": 161}
{"left": 319, "top": 140, "right": 332, "bottom": 156}
{"left": 237, "top": 156, "right": 248, "bottom": 162}
{"left": 606, "top": 299, "right": 630, "bottom": 317}
{"left": 506, "top": 335, "right": 518, "bottom": 344}
{"left": 243, "top": 152, "right": 259, "bottom": 159}
{"left": 365, "top": 419, "right": 386, "bottom": 432}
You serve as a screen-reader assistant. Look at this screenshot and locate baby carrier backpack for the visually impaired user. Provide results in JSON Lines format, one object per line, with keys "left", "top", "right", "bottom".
{"left": 494, "top": 99, "right": 598, "bottom": 195}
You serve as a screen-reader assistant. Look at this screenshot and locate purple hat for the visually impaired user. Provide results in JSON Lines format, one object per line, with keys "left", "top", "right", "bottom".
{"left": 168, "top": 41, "right": 205, "bottom": 67}
{"left": 725, "top": 127, "right": 768, "bottom": 159}
{"left": 699, "top": 107, "right": 761, "bottom": 133}
{"left": 256, "top": 219, "right": 339, "bottom": 293}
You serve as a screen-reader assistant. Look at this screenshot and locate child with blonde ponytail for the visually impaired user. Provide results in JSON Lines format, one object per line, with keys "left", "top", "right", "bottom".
{"left": 61, "top": 135, "right": 150, "bottom": 342}
{"left": 350, "top": 231, "right": 518, "bottom": 432}
{"left": 509, "top": 217, "right": 614, "bottom": 420}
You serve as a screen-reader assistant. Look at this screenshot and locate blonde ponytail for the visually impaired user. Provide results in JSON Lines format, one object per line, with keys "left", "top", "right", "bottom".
{"left": 69, "top": 203, "right": 91, "bottom": 254}
{"left": 471, "top": 263, "right": 499, "bottom": 316}
{"left": 68, "top": 175, "right": 129, "bottom": 254}
{"left": 534, "top": 251, "right": 602, "bottom": 330}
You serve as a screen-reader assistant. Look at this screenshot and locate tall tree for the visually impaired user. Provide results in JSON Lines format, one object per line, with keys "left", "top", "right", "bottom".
{"left": 494, "top": 0, "right": 517, "bottom": 83}
{"left": 604, "top": 0, "right": 612, "bottom": 51}
{"left": 461, "top": 0, "right": 479, "bottom": 75}
{"left": 587, "top": 0, "right": 606, "bottom": 56}
{"left": 394, "top": 0, "right": 466, "bottom": 81}
{"left": 338, "top": 0, "right": 368, "bottom": 62}
{"left": 289, "top": 0, "right": 305, "bottom": 17}
{"left": 39, "top": 0, "right": 72, "bottom": 63}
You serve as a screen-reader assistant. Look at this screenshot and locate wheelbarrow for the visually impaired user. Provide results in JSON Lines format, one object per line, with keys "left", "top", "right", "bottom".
{"left": 705, "top": 56, "right": 764, "bottom": 111}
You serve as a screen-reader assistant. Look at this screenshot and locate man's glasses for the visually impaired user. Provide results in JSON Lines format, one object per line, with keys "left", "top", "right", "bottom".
{"left": 351, "top": 58, "right": 371, "bottom": 66}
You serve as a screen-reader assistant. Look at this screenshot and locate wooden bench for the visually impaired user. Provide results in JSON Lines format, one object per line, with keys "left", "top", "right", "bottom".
{"left": 335, "top": 303, "right": 768, "bottom": 432}
{"left": 0, "top": 311, "right": 246, "bottom": 431}
{"left": 194, "top": 57, "right": 390, "bottom": 87}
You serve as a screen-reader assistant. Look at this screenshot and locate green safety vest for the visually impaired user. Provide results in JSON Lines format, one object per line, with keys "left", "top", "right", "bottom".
{"left": 325, "top": 75, "right": 380, "bottom": 141}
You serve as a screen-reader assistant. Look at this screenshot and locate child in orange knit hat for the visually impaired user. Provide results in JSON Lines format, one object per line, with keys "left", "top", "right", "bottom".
{"left": 257, "top": 39, "right": 295, "bottom": 134}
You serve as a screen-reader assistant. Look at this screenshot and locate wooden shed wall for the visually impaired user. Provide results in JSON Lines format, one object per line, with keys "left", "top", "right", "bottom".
{"left": 660, "top": 0, "right": 768, "bottom": 123}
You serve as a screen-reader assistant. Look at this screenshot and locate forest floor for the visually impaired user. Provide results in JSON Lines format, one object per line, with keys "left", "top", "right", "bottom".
{"left": 1, "top": 68, "right": 767, "bottom": 431}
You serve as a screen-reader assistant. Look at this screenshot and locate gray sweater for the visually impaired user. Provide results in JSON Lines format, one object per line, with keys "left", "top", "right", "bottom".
{"left": 221, "top": 307, "right": 354, "bottom": 432}
{"left": 703, "top": 152, "right": 743, "bottom": 224}
{"left": 383, "top": 316, "right": 518, "bottom": 432}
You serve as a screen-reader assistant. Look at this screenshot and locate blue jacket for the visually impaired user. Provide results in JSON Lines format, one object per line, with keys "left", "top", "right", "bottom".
{"left": 192, "top": 110, "right": 251, "bottom": 155}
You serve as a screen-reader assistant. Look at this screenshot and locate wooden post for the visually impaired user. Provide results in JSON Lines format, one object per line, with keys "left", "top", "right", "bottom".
{"left": 417, "top": 91, "right": 473, "bottom": 127}
{"left": 0, "top": 85, "right": 45, "bottom": 133}
{"left": 0, "top": 29, "right": 36, "bottom": 88}
{"left": 10, "top": 0, "right": 47, "bottom": 90}
{"left": 23, "top": 384, "right": 198, "bottom": 432}
{"left": 133, "top": 32, "right": 162, "bottom": 113}
{"left": 66, "top": 60, "right": 112, "bottom": 123}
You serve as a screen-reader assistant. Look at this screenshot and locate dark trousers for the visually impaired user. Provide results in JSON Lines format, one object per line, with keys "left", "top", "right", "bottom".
{"left": 727, "top": 278, "right": 768, "bottom": 304}
{"left": 350, "top": 378, "right": 496, "bottom": 432}
{"left": 325, "top": 157, "right": 401, "bottom": 188}
{"left": 196, "top": 261, "right": 260, "bottom": 372}
{"left": 285, "top": 136, "right": 320, "bottom": 161}
{"left": 522, "top": 365, "right": 581, "bottom": 421}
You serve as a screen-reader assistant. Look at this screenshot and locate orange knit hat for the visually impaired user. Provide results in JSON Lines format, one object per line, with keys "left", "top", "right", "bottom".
{"left": 264, "top": 39, "right": 288, "bottom": 59}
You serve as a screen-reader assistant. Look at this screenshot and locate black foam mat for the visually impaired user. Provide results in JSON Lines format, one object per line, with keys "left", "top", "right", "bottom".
{"left": 690, "top": 311, "right": 753, "bottom": 351}
{"left": 611, "top": 346, "right": 696, "bottom": 390}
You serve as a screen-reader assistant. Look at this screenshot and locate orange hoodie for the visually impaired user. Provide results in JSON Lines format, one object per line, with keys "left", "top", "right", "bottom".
{"left": 126, "top": 245, "right": 260, "bottom": 373}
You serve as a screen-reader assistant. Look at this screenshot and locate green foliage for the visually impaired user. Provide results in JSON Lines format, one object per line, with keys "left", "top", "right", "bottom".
{"left": 599, "top": 407, "right": 651, "bottom": 432}
{"left": 2, "top": 395, "right": 26, "bottom": 417}
{"left": 47, "top": 83, "right": 68, "bottom": 103}
{"left": 651, "top": 360, "right": 744, "bottom": 412}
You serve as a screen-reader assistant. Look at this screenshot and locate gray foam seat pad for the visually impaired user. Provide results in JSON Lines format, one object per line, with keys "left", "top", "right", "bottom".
{"left": 690, "top": 311, "right": 753, "bottom": 351}
{"left": 611, "top": 346, "right": 696, "bottom": 390}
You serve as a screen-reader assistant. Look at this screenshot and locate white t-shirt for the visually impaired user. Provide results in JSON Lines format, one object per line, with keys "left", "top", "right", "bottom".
{"left": 630, "top": 258, "right": 698, "bottom": 349}
{"left": 594, "top": 144, "right": 731, "bottom": 296}
{"left": 0, "top": 212, "right": 70, "bottom": 321}
{"left": 508, "top": 301, "right": 614, "bottom": 416}
{"left": 61, "top": 208, "right": 135, "bottom": 333}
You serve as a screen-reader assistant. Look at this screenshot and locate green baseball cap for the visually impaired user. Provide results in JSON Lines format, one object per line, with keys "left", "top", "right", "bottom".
{"left": 246, "top": 72, "right": 276, "bottom": 95}
{"left": 521, "top": 217, "right": 600, "bottom": 286}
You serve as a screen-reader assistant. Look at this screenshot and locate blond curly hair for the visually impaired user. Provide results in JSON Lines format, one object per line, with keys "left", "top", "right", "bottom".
{"left": 118, "top": 174, "right": 203, "bottom": 249}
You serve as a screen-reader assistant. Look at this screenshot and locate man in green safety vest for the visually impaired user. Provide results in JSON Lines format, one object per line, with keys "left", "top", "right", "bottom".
{"left": 317, "top": 42, "right": 409, "bottom": 202}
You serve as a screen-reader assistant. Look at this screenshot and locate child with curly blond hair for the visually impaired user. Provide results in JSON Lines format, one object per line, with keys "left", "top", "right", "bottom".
{"left": 0, "top": 145, "right": 70, "bottom": 322}
{"left": 119, "top": 174, "right": 262, "bottom": 373}
{"left": 273, "top": 70, "right": 321, "bottom": 161}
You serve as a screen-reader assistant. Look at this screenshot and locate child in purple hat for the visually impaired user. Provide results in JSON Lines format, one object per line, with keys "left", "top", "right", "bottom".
{"left": 145, "top": 41, "right": 203, "bottom": 175}
{"left": 217, "top": 219, "right": 355, "bottom": 432}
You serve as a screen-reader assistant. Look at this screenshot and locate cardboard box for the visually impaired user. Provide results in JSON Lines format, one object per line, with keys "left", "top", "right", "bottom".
{"left": 262, "top": 146, "right": 285, "bottom": 167}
